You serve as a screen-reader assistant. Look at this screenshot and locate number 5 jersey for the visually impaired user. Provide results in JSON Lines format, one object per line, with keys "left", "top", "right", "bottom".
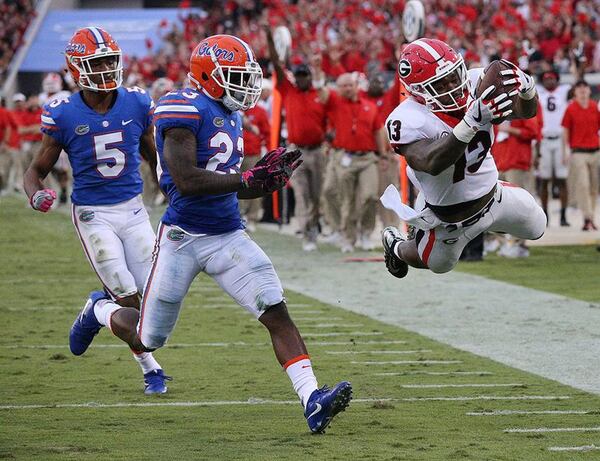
{"left": 385, "top": 68, "right": 497, "bottom": 206}
{"left": 41, "top": 86, "right": 154, "bottom": 206}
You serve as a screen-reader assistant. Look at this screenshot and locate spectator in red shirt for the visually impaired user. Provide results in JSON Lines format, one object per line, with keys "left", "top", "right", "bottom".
{"left": 241, "top": 90, "right": 271, "bottom": 232}
{"left": 319, "top": 72, "right": 385, "bottom": 252}
{"left": 265, "top": 24, "right": 328, "bottom": 251}
{"left": 0, "top": 98, "right": 16, "bottom": 193}
{"left": 562, "top": 80, "right": 600, "bottom": 230}
{"left": 360, "top": 74, "right": 401, "bottom": 228}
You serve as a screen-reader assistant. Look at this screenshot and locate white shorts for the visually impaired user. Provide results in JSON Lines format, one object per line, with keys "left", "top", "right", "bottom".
{"left": 71, "top": 195, "right": 155, "bottom": 299}
{"left": 415, "top": 181, "right": 546, "bottom": 273}
{"left": 539, "top": 136, "right": 568, "bottom": 179}
{"left": 137, "top": 224, "right": 284, "bottom": 349}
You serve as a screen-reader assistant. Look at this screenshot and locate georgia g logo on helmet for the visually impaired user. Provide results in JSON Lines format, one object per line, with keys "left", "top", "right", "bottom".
{"left": 188, "top": 34, "right": 263, "bottom": 112}
{"left": 65, "top": 27, "right": 123, "bottom": 92}
{"left": 398, "top": 59, "right": 412, "bottom": 78}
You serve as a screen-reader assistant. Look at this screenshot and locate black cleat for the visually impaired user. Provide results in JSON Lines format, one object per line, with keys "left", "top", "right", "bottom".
{"left": 381, "top": 226, "right": 409, "bottom": 279}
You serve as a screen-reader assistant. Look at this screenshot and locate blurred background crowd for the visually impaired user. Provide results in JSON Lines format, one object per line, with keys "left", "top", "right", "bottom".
{"left": 1, "top": 0, "right": 599, "bottom": 257}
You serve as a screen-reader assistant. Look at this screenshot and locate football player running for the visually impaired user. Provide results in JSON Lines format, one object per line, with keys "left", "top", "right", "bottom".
{"left": 23, "top": 27, "right": 171, "bottom": 394}
{"left": 382, "top": 39, "right": 546, "bottom": 277}
{"left": 66, "top": 34, "right": 352, "bottom": 433}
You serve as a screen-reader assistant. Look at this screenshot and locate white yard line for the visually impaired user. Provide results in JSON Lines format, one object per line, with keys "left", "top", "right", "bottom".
{"left": 467, "top": 410, "right": 596, "bottom": 416}
{"left": 504, "top": 426, "right": 600, "bottom": 433}
{"left": 302, "top": 332, "right": 383, "bottom": 337}
{"left": 375, "top": 371, "right": 493, "bottom": 376}
{"left": 353, "top": 360, "right": 462, "bottom": 365}
{"left": 401, "top": 383, "right": 525, "bottom": 389}
{"left": 0, "top": 395, "right": 571, "bottom": 410}
{"left": 299, "top": 324, "right": 363, "bottom": 328}
{"left": 327, "top": 350, "right": 431, "bottom": 355}
{"left": 0, "top": 339, "right": 406, "bottom": 349}
{"left": 547, "top": 445, "right": 600, "bottom": 452}
{"left": 292, "top": 317, "right": 343, "bottom": 321}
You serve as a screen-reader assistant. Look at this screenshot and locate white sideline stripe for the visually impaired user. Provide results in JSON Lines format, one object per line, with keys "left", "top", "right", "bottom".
{"left": 0, "top": 395, "right": 570, "bottom": 411}
{"left": 300, "top": 324, "right": 363, "bottom": 328}
{"left": 548, "top": 445, "right": 600, "bottom": 452}
{"left": 0, "top": 339, "right": 405, "bottom": 349}
{"left": 154, "top": 105, "right": 199, "bottom": 114}
{"left": 327, "top": 350, "right": 431, "bottom": 355}
{"left": 505, "top": 426, "right": 600, "bottom": 434}
{"left": 293, "top": 317, "right": 342, "bottom": 321}
{"left": 353, "top": 360, "right": 461, "bottom": 365}
{"left": 303, "top": 332, "right": 383, "bottom": 337}
{"left": 401, "top": 383, "right": 524, "bottom": 389}
{"left": 375, "top": 371, "right": 493, "bottom": 376}
{"left": 467, "top": 410, "right": 596, "bottom": 416}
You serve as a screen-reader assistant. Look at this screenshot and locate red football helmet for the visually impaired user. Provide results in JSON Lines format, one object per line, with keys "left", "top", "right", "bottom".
{"left": 188, "top": 34, "right": 262, "bottom": 111}
{"left": 398, "top": 38, "right": 469, "bottom": 112}
{"left": 65, "top": 27, "right": 122, "bottom": 92}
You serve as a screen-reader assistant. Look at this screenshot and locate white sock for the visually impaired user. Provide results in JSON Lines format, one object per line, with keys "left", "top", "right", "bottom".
{"left": 93, "top": 299, "right": 122, "bottom": 329}
{"left": 284, "top": 355, "right": 318, "bottom": 408}
{"left": 132, "top": 351, "right": 161, "bottom": 375}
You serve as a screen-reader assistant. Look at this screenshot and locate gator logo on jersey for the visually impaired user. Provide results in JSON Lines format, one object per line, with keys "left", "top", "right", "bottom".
{"left": 197, "top": 43, "right": 234, "bottom": 62}
{"left": 167, "top": 229, "right": 185, "bottom": 242}
{"left": 79, "top": 210, "right": 95, "bottom": 222}
{"left": 75, "top": 124, "right": 90, "bottom": 135}
{"left": 213, "top": 117, "right": 224, "bottom": 127}
{"left": 398, "top": 59, "right": 412, "bottom": 78}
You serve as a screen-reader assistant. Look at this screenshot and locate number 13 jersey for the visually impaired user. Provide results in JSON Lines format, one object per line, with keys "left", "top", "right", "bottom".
{"left": 154, "top": 88, "right": 244, "bottom": 235}
{"left": 385, "top": 68, "right": 498, "bottom": 206}
{"left": 41, "top": 86, "right": 153, "bottom": 206}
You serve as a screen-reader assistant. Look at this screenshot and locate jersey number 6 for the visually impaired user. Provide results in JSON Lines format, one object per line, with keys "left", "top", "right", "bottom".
{"left": 94, "top": 132, "right": 126, "bottom": 178}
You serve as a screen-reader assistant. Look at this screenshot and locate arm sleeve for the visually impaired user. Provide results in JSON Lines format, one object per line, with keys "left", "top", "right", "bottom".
{"left": 514, "top": 119, "right": 539, "bottom": 141}
{"left": 276, "top": 73, "right": 294, "bottom": 98}
{"left": 560, "top": 106, "right": 572, "bottom": 130}
{"left": 385, "top": 104, "right": 429, "bottom": 147}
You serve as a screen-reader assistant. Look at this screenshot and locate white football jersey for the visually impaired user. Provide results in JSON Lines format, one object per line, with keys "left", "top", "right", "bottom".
{"left": 385, "top": 68, "right": 497, "bottom": 207}
{"left": 536, "top": 84, "right": 570, "bottom": 137}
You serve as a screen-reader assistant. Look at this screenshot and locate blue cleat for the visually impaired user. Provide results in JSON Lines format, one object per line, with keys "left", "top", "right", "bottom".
{"left": 69, "top": 290, "right": 106, "bottom": 356}
{"left": 304, "top": 381, "right": 352, "bottom": 433}
{"left": 144, "top": 369, "right": 172, "bottom": 395}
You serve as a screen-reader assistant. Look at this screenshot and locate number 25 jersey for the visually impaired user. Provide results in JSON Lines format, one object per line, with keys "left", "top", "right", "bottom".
{"left": 40, "top": 86, "right": 153, "bottom": 206}
{"left": 385, "top": 68, "right": 498, "bottom": 206}
{"left": 154, "top": 88, "right": 244, "bottom": 235}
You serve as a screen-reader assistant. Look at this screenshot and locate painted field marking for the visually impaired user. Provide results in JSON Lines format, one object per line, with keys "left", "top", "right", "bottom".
{"left": 353, "top": 360, "right": 462, "bottom": 365}
{"left": 327, "top": 350, "right": 431, "bottom": 355}
{"left": 401, "top": 383, "right": 525, "bottom": 389}
{"left": 303, "top": 332, "right": 383, "bottom": 337}
{"left": 292, "top": 317, "right": 343, "bottom": 321}
{"left": 375, "top": 371, "right": 493, "bottom": 376}
{"left": 299, "top": 324, "right": 363, "bottom": 328}
{"left": 0, "top": 395, "right": 571, "bottom": 411}
{"left": 504, "top": 426, "right": 600, "bottom": 434}
{"left": 547, "top": 445, "right": 600, "bottom": 452}
{"left": 287, "top": 310, "right": 325, "bottom": 314}
{"left": 467, "top": 410, "right": 596, "bottom": 416}
{"left": 0, "top": 339, "right": 406, "bottom": 350}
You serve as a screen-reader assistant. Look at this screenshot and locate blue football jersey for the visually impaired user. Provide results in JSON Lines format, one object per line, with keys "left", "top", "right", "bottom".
{"left": 154, "top": 88, "right": 244, "bottom": 235}
{"left": 41, "top": 86, "right": 153, "bottom": 206}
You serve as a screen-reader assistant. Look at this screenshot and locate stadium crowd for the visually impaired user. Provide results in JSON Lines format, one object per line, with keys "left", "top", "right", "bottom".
{"left": 1, "top": 0, "right": 599, "bottom": 257}
{"left": 0, "top": 0, "right": 36, "bottom": 87}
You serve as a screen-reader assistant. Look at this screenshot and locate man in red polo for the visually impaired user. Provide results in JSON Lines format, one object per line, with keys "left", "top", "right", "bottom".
{"left": 241, "top": 90, "right": 271, "bottom": 231}
{"left": 562, "top": 80, "right": 600, "bottom": 231}
{"left": 319, "top": 73, "right": 385, "bottom": 252}
{"left": 265, "top": 26, "right": 328, "bottom": 251}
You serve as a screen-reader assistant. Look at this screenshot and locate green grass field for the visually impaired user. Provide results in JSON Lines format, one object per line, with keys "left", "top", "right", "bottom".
{"left": 1, "top": 195, "right": 599, "bottom": 460}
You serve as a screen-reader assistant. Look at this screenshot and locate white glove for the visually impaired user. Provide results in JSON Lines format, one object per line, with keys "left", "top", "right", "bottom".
{"left": 30, "top": 188, "right": 57, "bottom": 213}
{"left": 453, "top": 86, "right": 513, "bottom": 143}
{"left": 499, "top": 59, "right": 536, "bottom": 100}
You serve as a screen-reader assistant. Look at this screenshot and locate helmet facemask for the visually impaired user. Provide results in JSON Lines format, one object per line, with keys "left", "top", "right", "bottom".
{"left": 208, "top": 48, "right": 262, "bottom": 111}
{"left": 408, "top": 58, "right": 469, "bottom": 112}
{"left": 69, "top": 50, "right": 123, "bottom": 92}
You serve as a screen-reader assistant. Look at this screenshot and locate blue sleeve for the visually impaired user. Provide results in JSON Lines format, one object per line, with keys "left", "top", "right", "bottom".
{"left": 40, "top": 103, "right": 64, "bottom": 146}
{"left": 153, "top": 93, "right": 202, "bottom": 136}
{"left": 135, "top": 88, "right": 154, "bottom": 131}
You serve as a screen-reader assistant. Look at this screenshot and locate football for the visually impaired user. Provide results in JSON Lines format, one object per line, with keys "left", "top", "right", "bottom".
{"left": 474, "top": 60, "right": 519, "bottom": 124}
